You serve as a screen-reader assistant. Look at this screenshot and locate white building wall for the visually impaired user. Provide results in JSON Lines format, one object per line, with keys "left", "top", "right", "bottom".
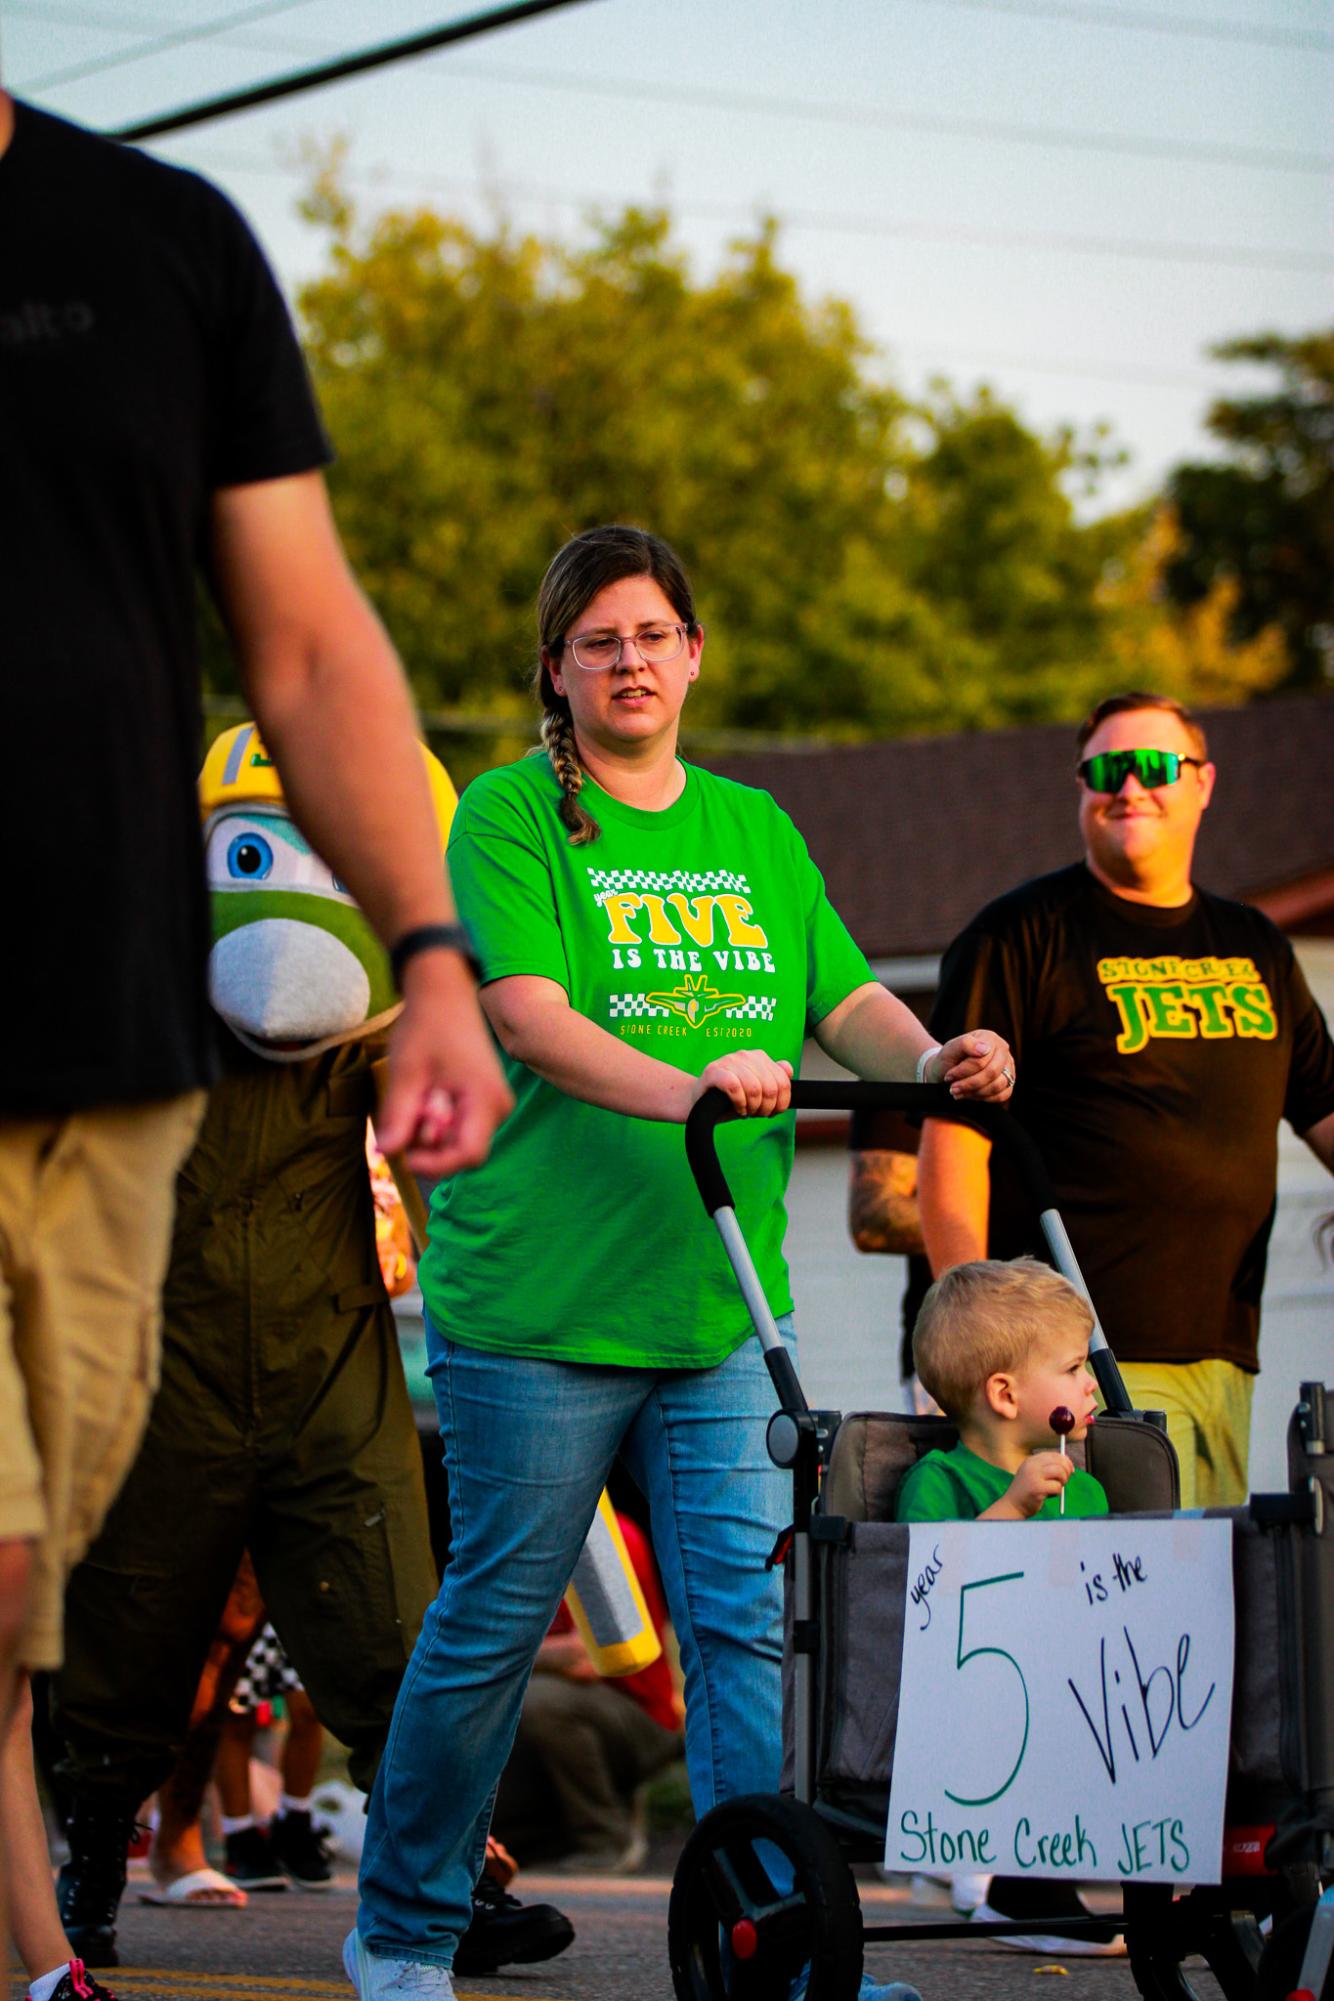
{"left": 786, "top": 940, "right": 1334, "bottom": 1497}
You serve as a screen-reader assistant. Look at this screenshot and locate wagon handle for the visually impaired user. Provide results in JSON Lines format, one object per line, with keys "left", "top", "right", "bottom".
{"left": 685, "top": 1082, "right": 1132, "bottom": 1415}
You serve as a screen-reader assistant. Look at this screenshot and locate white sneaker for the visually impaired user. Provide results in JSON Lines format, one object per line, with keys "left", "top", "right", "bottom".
{"left": 971, "top": 1900, "right": 1125, "bottom": 1957}
{"left": 950, "top": 1869, "right": 991, "bottom": 1913}
{"left": 342, "top": 1928, "right": 457, "bottom": 1996}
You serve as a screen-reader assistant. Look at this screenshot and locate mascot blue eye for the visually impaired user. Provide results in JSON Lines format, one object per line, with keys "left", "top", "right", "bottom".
{"left": 227, "top": 832, "right": 274, "bottom": 880}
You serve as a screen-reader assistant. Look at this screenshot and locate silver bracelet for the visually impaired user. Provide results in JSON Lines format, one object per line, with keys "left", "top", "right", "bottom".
{"left": 914, "top": 1043, "right": 942, "bottom": 1086}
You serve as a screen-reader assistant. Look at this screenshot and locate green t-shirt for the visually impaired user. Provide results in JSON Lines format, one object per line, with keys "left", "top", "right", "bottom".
{"left": 895, "top": 1441, "right": 1109, "bottom": 1522}
{"left": 418, "top": 754, "right": 874, "bottom": 1368}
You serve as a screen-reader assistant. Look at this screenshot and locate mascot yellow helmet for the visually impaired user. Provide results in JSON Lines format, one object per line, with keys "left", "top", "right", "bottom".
{"left": 199, "top": 722, "right": 456, "bottom": 849}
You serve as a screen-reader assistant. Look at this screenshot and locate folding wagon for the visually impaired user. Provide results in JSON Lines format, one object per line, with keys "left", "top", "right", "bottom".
{"left": 667, "top": 1083, "right": 1334, "bottom": 2001}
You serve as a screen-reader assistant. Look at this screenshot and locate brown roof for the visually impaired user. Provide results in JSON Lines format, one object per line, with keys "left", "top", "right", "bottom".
{"left": 700, "top": 695, "right": 1334, "bottom": 959}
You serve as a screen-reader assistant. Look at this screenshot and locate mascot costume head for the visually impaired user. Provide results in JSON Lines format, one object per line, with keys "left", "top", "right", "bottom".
{"left": 198, "top": 722, "right": 456, "bottom": 1062}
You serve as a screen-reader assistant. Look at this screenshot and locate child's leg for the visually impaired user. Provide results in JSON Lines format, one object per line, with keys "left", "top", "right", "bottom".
{"left": 277, "top": 1688, "right": 322, "bottom": 1805}
{"left": 268, "top": 1688, "right": 332, "bottom": 1890}
{"left": 215, "top": 1712, "right": 257, "bottom": 1822}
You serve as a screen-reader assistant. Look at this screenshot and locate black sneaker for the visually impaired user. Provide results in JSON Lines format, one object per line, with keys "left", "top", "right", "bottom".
{"left": 56, "top": 1794, "right": 143, "bottom": 1968}
{"left": 453, "top": 1872, "right": 575, "bottom": 1976}
{"left": 224, "top": 1824, "right": 288, "bottom": 1891}
{"left": 36, "top": 1962, "right": 119, "bottom": 2000}
{"left": 266, "top": 1809, "right": 333, "bottom": 1891}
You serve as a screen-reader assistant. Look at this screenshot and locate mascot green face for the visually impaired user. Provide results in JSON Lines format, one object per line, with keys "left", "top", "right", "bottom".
{"left": 199, "top": 723, "right": 456, "bottom": 1062}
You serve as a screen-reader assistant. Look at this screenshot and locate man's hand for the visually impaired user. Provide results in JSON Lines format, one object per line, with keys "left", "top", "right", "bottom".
{"left": 375, "top": 954, "right": 513, "bottom": 1177}
{"left": 981, "top": 1451, "right": 1071, "bottom": 1520}
{"left": 925, "top": 1032, "right": 1015, "bottom": 1101}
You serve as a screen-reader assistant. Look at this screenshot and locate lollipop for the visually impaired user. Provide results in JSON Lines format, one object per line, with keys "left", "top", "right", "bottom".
{"left": 1049, "top": 1405, "right": 1075, "bottom": 1515}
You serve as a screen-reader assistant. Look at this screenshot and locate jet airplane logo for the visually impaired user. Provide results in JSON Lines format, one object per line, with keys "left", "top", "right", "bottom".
{"left": 645, "top": 972, "right": 747, "bottom": 1027}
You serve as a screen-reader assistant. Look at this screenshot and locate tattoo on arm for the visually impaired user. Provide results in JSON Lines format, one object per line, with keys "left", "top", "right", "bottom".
{"left": 848, "top": 1149, "right": 925, "bottom": 1255}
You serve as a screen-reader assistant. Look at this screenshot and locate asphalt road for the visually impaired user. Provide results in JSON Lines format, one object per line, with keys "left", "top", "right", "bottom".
{"left": 19, "top": 1866, "right": 1232, "bottom": 2001}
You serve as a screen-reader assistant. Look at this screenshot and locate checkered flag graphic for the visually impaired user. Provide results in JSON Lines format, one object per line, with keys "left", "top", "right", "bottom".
{"left": 587, "top": 867, "right": 753, "bottom": 897}
{"left": 609, "top": 994, "right": 671, "bottom": 1019}
{"left": 723, "top": 996, "right": 777, "bottom": 1021}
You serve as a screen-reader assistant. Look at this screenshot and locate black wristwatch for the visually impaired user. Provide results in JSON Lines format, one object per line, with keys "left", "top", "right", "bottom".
{"left": 389, "top": 922, "right": 482, "bottom": 991}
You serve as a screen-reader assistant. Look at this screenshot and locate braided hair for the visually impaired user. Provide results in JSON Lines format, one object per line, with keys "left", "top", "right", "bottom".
{"left": 540, "top": 706, "right": 598, "bottom": 846}
{"left": 533, "top": 525, "right": 699, "bottom": 847}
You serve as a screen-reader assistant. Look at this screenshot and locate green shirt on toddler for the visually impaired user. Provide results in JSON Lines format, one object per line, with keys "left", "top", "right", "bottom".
{"left": 895, "top": 1440, "right": 1109, "bottom": 1522}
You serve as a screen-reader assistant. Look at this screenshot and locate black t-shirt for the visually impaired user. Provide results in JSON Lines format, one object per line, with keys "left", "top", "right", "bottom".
{"left": 0, "top": 102, "right": 330, "bottom": 1113}
{"left": 928, "top": 863, "right": 1334, "bottom": 1372}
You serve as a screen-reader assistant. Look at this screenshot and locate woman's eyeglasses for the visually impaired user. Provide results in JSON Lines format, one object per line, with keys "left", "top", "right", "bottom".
{"left": 565, "top": 624, "right": 688, "bottom": 672}
{"left": 1077, "top": 748, "right": 1204, "bottom": 794}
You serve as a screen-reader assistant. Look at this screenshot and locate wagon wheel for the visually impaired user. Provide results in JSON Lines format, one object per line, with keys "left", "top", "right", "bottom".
{"left": 668, "top": 1792, "right": 862, "bottom": 2001}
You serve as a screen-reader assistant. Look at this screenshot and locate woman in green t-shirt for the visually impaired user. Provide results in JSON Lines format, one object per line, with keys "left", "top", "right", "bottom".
{"left": 350, "top": 527, "right": 1013, "bottom": 1999}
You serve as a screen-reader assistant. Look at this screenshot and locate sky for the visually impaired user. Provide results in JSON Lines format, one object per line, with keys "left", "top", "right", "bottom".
{"left": 5, "top": 0, "right": 1331, "bottom": 514}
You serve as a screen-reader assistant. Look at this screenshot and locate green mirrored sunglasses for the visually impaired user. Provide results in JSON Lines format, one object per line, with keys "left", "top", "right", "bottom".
{"left": 1077, "top": 748, "right": 1204, "bottom": 793}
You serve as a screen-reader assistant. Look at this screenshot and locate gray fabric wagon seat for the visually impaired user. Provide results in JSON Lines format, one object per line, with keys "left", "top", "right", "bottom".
{"left": 821, "top": 1409, "right": 1181, "bottom": 1521}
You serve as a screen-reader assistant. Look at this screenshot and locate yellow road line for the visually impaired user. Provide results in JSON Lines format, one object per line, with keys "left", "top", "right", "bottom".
{"left": 106, "top": 1977, "right": 561, "bottom": 2001}
{"left": 92, "top": 1979, "right": 343, "bottom": 1998}
{"left": 94, "top": 1981, "right": 344, "bottom": 1999}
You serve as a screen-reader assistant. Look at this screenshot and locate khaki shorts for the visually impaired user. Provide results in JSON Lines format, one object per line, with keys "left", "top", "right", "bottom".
{"left": 0, "top": 1090, "right": 206, "bottom": 1670}
{"left": 1118, "top": 1357, "right": 1255, "bottom": 1511}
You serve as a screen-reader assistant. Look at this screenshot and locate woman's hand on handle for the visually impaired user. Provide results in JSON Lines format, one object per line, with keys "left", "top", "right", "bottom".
{"left": 691, "top": 1051, "right": 793, "bottom": 1118}
{"left": 925, "top": 1032, "right": 1015, "bottom": 1102}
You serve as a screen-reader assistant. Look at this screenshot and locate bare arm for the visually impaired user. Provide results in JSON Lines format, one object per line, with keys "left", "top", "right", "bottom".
{"left": 848, "top": 1150, "right": 924, "bottom": 1256}
{"left": 210, "top": 472, "right": 448, "bottom": 940}
{"left": 1300, "top": 1107, "right": 1334, "bottom": 1176}
{"left": 917, "top": 1118, "right": 993, "bottom": 1274}
{"left": 481, "top": 976, "right": 793, "bottom": 1120}
{"left": 209, "top": 472, "right": 511, "bottom": 1172}
{"left": 815, "top": 981, "right": 1014, "bottom": 1099}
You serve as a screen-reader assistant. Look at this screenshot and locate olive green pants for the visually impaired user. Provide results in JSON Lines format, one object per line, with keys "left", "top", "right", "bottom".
{"left": 52, "top": 1297, "right": 437, "bottom": 1801}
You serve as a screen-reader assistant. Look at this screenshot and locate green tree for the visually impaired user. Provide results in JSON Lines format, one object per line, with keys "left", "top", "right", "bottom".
{"left": 205, "top": 174, "right": 1286, "bottom": 774}
{"left": 893, "top": 385, "right": 1132, "bottom": 727}
{"left": 1166, "top": 331, "right": 1334, "bottom": 688}
{"left": 295, "top": 193, "right": 939, "bottom": 743}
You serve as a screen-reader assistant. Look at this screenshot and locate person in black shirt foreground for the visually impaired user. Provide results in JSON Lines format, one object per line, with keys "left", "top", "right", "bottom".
{"left": 0, "top": 91, "right": 516, "bottom": 1999}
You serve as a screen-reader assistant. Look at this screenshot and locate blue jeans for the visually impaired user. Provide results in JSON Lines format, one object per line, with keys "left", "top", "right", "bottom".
{"left": 356, "top": 1319, "right": 795, "bottom": 1967}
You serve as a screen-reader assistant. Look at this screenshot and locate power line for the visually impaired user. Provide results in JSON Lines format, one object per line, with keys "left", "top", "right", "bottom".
{"left": 107, "top": 0, "right": 603, "bottom": 141}
{"left": 889, "top": 339, "right": 1225, "bottom": 390}
{"left": 25, "top": 0, "right": 326, "bottom": 91}
{"left": 437, "top": 58, "right": 1334, "bottom": 177}
{"left": 24, "top": 3, "right": 1329, "bottom": 170}
{"left": 175, "top": 147, "right": 1334, "bottom": 278}
{"left": 17, "top": 0, "right": 1329, "bottom": 55}
{"left": 916, "top": 0, "right": 1333, "bottom": 53}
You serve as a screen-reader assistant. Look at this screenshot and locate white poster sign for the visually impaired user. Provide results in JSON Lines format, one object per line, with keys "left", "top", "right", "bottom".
{"left": 885, "top": 1518, "right": 1235, "bottom": 1886}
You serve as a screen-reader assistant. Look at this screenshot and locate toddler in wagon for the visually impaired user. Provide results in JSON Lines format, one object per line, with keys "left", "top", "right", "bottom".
{"left": 894, "top": 1258, "right": 1121, "bottom": 1953}
{"left": 896, "top": 1257, "right": 1108, "bottom": 1522}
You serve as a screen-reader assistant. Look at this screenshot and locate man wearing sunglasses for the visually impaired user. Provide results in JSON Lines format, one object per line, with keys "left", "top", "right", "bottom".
{"left": 913, "top": 691, "right": 1334, "bottom": 1510}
